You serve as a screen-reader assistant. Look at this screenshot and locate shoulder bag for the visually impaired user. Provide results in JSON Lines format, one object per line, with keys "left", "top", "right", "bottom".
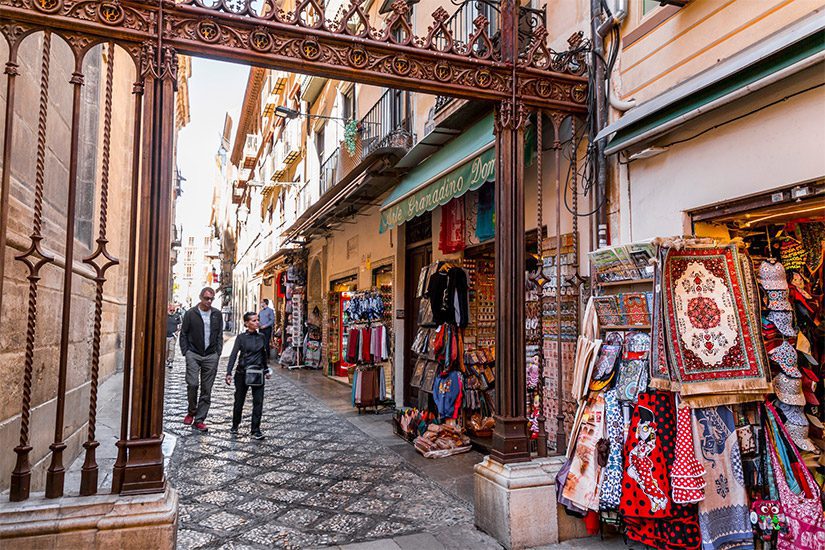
{"left": 245, "top": 365, "right": 265, "bottom": 387}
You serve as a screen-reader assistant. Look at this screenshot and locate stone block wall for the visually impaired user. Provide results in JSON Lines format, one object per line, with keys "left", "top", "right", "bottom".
{"left": 0, "top": 35, "right": 137, "bottom": 493}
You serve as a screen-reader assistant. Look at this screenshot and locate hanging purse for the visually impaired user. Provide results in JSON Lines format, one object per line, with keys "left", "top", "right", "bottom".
{"left": 245, "top": 365, "right": 265, "bottom": 387}
{"left": 765, "top": 401, "right": 825, "bottom": 550}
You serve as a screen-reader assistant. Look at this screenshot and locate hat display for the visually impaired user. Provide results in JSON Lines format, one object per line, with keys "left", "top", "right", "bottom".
{"left": 774, "top": 373, "right": 806, "bottom": 406}
{"left": 768, "top": 341, "right": 802, "bottom": 378}
{"left": 766, "top": 311, "right": 796, "bottom": 338}
{"left": 765, "top": 289, "right": 793, "bottom": 311}
{"left": 758, "top": 260, "right": 788, "bottom": 290}
{"left": 775, "top": 400, "right": 807, "bottom": 426}
{"left": 785, "top": 422, "right": 818, "bottom": 453}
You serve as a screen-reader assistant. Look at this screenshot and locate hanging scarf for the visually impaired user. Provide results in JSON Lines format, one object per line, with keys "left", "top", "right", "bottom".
{"left": 476, "top": 180, "right": 494, "bottom": 242}
{"left": 693, "top": 406, "right": 754, "bottom": 550}
{"left": 438, "top": 196, "right": 465, "bottom": 254}
{"left": 598, "top": 388, "right": 624, "bottom": 510}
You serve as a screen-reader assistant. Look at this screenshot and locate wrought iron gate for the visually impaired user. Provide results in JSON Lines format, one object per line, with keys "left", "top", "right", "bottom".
{"left": 0, "top": 0, "right": 588, "bottom": 502}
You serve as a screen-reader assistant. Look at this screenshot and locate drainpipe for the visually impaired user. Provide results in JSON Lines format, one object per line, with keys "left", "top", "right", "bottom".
{"left": 591, "top": 0, "right": 630, "bottom": 248}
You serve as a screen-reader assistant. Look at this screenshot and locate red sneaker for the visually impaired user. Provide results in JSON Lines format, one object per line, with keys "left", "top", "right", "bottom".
{"left": 183, "top": 414, "right": 194, "bottom": 425}
{"left": 194, "top": 422, "right": 208, "bottom": 432}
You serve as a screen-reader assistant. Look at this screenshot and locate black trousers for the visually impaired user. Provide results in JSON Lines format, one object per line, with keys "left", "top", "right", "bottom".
{"left": 232, "top": 371, "right": 265, "bottom": 433}
{"left": 261, "top": 326, "right": 273, "bottom": 358}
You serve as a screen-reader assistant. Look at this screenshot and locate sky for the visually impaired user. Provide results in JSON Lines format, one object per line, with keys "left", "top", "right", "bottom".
{"left": 175, "top": 58, "right": 249, "bottom": 236}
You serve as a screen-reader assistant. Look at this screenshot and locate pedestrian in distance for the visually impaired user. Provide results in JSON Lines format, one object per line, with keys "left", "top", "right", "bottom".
{"left": 258, "top": 298, "right": 275, "bottom": 359}
{"left": 179, "top": 287, "right": 223, "bottom": 432}
{"left": 166, "top": 303, "right": 181, "bottom": 369}
{"left": 225, "top": 311, "right": 271, "bottom": 440}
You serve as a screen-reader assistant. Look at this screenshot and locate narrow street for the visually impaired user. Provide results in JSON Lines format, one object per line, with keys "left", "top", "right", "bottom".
{"left": 165, "top": 346, "right": 500, "bottom": 550}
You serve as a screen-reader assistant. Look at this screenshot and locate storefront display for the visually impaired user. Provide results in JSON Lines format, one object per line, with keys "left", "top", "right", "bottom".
{"left": 563, "top": 214, "right": 825, "bottom": 548}
{"left": 343, "top": 289, "right": 393, "bottom": 413}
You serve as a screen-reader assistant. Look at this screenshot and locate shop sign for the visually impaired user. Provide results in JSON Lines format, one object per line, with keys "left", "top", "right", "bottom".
{"left": 380, "top": 146, "right": 494, "bottom": 232}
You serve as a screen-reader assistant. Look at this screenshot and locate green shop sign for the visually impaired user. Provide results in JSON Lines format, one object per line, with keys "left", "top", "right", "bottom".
{"left": 380, "top": 145, "right": 494, "bottom": 232}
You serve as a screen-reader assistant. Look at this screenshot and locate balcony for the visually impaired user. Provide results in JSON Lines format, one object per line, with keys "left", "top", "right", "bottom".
{"left": 320, "top": 148, "right": 339, "bottom": 196}
{"left": 432, "top": 0, "right": 546, "bottom": 116}
{"left": 242, "top": 133, "right": 260, "bottom": 169}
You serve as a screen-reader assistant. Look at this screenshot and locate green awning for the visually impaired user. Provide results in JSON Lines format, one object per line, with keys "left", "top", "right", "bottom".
{"left": 380, "top": 113, "right": 494, "bottom": 233}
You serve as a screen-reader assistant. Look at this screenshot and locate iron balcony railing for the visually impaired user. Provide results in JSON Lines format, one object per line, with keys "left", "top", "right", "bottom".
{"left": 434, "top": 0, "right": 546, "bottom": 114}
{"left": 320, "top": 147, "right": 339, "bottom": 196}
{"left": 359, "top": 88, "right": 411, "bottom": 159}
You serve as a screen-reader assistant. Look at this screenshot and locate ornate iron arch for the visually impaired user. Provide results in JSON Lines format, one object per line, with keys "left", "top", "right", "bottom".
{"left": 0, "top": 0, "right": 589, "bottom": 501}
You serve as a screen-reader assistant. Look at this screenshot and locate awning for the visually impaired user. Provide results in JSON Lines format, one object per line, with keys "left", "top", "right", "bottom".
{"left": 380, "top": 113, "right": 494, "bottom": 233}
{"left": 597, "top": 10, "right": 825, "bottom": 154}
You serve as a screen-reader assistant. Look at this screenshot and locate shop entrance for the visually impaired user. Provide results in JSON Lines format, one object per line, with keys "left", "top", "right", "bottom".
{"left": 403, "top": 247, "right": 432, "bottom": 405}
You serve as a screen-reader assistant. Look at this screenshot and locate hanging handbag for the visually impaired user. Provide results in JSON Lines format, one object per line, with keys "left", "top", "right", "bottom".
{"left": 245, "top": 365, "right": 265, "bottom": 387}
{"left": 765, "top": 401, "right": 825, "bottom": 550}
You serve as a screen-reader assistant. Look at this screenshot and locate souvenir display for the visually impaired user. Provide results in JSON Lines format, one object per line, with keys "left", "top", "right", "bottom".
{"left": 564, "top": 230, "right": 824, "bottom": 548}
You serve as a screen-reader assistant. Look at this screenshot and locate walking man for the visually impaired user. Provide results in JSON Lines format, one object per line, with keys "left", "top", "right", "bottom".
{"left": 165, "top": 303, "right": 181, "bottom": 369}
{"left": 258, "top": 298, "right": 275, "bottom": 359}
{"left": 225, "top": 311, "right": 271, "bottom": 440}
{"left": 180, "top": 287, "right": 223, "bottom": 432}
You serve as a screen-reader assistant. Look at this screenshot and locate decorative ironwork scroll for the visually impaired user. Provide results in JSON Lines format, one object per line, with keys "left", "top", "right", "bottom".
{"left": 0, "top": 0, "right": 588, "bottom": 110}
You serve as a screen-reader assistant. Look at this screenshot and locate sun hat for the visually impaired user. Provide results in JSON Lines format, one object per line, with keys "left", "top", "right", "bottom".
{"left": 766, "top": 311, "right": 796, "bottom": 338}
{"left": 774, "top": 373, "right": 806, "bottom": 406}
{"left": 775, "top": 400, "right": 808, "bottom": 426}
{"left": 765, "top": 289, "right": 792, "bottom": 311}
{"left": 758, "top": 260, "right": 788, "bottom": 290}
{"left": 785, "top": 422, "right": 818, "bottom": 453}
{"left": 768, "top": 341, "right": 802, "bottom": 378}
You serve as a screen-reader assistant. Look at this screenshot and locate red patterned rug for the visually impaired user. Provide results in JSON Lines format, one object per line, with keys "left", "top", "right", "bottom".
{"left": 662, "top": 245, "right": 769, "bottom": 400}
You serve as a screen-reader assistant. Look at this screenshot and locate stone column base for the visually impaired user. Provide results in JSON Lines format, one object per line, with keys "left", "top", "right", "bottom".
{"left": 474, "top": 456, "right": 560, "bottom": 549}
{"left": 0, "top": 486, "right": 178, "bottom": 549}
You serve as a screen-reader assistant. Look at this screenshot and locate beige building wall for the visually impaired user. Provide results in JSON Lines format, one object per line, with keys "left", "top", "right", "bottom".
{"left": 615, "top": 0, "right": 823, "bottom": 103}
{"left": 0, "top": 37, "right": 137, "bottom": 492}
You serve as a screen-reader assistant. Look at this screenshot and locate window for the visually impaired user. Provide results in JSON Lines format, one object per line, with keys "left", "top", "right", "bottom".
{"left": 342, "top": 89, "right": 355, "bottom": 122}
{"left": 315, "top": 125, "right": 325, "bottom": 163}
{"left": 643, "top": 0, "right": 661, "bottom": 15}
{"left": 188, "top": 236, "right": 195, "bottom": 246}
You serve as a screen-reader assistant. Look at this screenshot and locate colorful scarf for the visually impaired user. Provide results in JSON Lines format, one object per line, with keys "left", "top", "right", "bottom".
{"left": 598, "top": 388, "right": 624, "bottom": 510}
{"left": 693, "top": 406, "right": 754, "bottom": 550}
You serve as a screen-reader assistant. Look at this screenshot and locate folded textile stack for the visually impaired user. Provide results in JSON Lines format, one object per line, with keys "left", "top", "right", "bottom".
{"left": 414, "top": 424, "right": 471, "bottom": 458}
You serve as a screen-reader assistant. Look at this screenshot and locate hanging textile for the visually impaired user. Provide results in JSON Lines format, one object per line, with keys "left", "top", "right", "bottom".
{"left": 598, "top": 388, "right": 624, "bottom": 510}
{"left": 765, "top": 401, "right": 825, "bottom": 550}
{"left": 476, "top": 180, "right": 494, "bottom": 242}
{"left": 562, "top": 393, "right": 606, "bottom": 512}
{"left": 438, "top": 196, "right": 466, "bottom": 254}
{"left": 671, "top": 404, "right": 706, "bottom": 505}
{"left": 662, "top": 244, "right": 770, "bottom": 405}
{"left": 693, "top": 406, "right": 753, "bottom": 550}
{"left": 621, "top": 391, "right": 701, "bottom": 550}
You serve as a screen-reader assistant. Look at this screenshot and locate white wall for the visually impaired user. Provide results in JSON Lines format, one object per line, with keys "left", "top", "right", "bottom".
{"left": 618, "top": 77, "right": 825, "bottom": 242}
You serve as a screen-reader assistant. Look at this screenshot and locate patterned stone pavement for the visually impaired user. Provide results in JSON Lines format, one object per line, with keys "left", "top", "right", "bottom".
{"left": 164, "top": 353, "right": 486, "bottom": 549}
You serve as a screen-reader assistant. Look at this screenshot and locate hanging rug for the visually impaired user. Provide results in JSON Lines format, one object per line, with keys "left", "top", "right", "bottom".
{"left": 662, "top": 245, "right": 769, "bottom": 399}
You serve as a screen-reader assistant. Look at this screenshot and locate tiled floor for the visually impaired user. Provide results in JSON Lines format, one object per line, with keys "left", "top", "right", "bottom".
{"left": 165, "top": 353, "right": 496, "bottom": 549}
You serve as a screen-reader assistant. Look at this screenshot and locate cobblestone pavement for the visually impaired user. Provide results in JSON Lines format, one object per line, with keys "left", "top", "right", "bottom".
{"left": 164, "top": 354, "right": 491, "bottom": 549}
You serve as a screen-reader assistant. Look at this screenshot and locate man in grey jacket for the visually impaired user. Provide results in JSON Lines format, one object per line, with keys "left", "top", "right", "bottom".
{"left": 179, "top": 287, "right": 223, "bottom": 432}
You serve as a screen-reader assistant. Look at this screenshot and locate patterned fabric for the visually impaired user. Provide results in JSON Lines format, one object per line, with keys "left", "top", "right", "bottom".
{"left": 622, "top": 391, "right": 701, "bottom": 550}
{"left": 593, "top": 345, "right": 621, "bottom": 381}
{"left": 662, "top": 245, "right": 769, "bottom": 402}
{"left": 616, "top": 359, "right": 648, "bottom": 403}
{"left": 800, "top": 221, "right": 825, "bottom": 272}
{"left": 766, "top": 289, "right": 792, "bottom": 311}
{"left": 438, "top": 196, "right": 465, "bottom": 254}
{"left": 650, "top": 246, "right": 674, "bottom": 390}
{"left": 765, "top": 401, "right": 825, "bottom": 550}
{"left": 693, "top": 406, "right": 753, "bottom": 550}
{"left": 562, "top": 394, "right": 606, "bottom": 511}
{"left": 769, "top": 341, "right": 802, "bottom": 378}
{"left": 672, "top": 405, "right": 706, "bottom": 504}
{"left": 758, "top": 260, "right": 789, "bottom": 290}
{"left": 766, "top": 311, "right": 796, "bottom": 338}
{"left": 599, "top": 389, "right": 624, "bottom": 510}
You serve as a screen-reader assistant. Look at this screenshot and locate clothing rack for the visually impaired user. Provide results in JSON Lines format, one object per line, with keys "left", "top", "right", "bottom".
{"left": 344, "top": 317, "right": 394, "bottom": 414}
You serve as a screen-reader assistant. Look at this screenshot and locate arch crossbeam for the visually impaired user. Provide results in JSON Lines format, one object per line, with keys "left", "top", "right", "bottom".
{"left": 0, "top": 0, "right": 587, "bottom": 110}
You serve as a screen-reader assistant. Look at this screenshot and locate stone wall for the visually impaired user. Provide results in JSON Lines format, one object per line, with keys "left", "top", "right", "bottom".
{"left": 0, "top": 35, "right": 137, "bottom": 493}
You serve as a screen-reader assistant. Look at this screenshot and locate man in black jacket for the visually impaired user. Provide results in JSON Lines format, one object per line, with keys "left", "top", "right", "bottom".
{"left": 179, "top": 287, "right": 223, "bottom": 432}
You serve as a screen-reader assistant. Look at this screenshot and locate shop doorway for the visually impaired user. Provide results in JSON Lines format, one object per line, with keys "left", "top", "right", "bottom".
{"left": 403, "top": 244, "right": 431, "bottom": 406}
